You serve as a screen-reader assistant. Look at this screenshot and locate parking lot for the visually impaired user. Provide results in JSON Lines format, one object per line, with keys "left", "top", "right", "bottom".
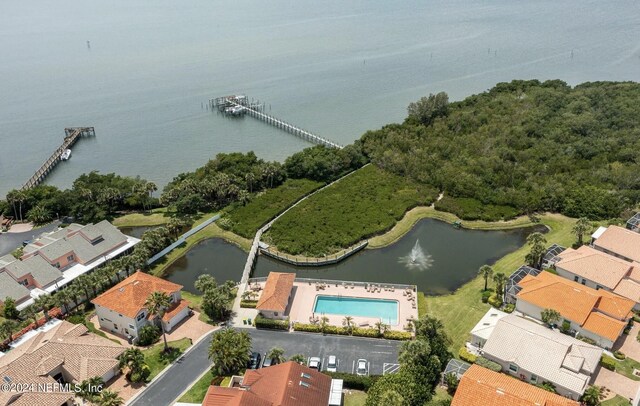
{"left": 246, "top": 329, "right": 401, "bottom": 375}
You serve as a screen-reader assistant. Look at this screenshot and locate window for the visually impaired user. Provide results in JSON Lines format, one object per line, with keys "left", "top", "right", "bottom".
{"left": 128, "top": 324, "right": 135, "bottom": 329}
{"left": 530, "top": 374, "right": 538, "bottom": 383}
{"left": 596, "top": 285, "right": 602, "bottom": 290}
{"left": 274, "top": 312, "right": 279, "bottom": 317}
{"left": 509, "top": 363, "right": 518, "bottom": 373}
{"left": 54, "top": 262, "right": 60, "bottom": 268}
{"left": 20, "top": 279, "right": 29, "bottom": 286}
{"left": 136, "top": 313, "right": 146, "bottom": 321}
{"left": 66, "top": 254, "right": 74, "bottom": 262}
{"left": 573, "top": 276, "right": 579, "bottom": 282}
{"left": 581, "top": 279, "right": 586, "bottom": 285}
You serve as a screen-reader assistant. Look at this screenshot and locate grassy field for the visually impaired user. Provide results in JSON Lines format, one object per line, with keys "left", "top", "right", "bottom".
{"left": 143, "top": 338, "right": 192, "bottom": 381}
{"left": 368, "top": 206, "right": 536, "bottom": 249}
{"left": 112, "top": 208, "right": 171, "bottom": 227}
{"left": 344, "top": 390, "right": 368, "bottom": 406}
{"left": 602, "top": 395, "right": 632, "bottom": 406}
{"left": 266, "top": 165, "right": 438, "bottom": 256}
{"left": 614, "top": 356, "right": 640, "bottom": 381}
{"left": 418, "top": 213, "right": 585, "bottom": 353}
{"left": 225, "top": 178, "right": 323, "bottom": 238}
{"left": 178, "top": 370, "right": 216, "bottom": 403}
{"left": 150, "top": 222, "right": 251, "bottom": 278}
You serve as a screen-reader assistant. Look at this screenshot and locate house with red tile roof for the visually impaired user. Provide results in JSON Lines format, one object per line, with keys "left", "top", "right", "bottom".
{"left": 451, "top": 364, "right": 580, "bottom": 406}
{"left": 515, "top": 271, "right": 633, "bottom": 349}
{"left": 555, "top": 245, "right": 640, "bottom": 309}
{"left": 592, "top": 225, "right": 640, "bottom": 263}
{"left": 256, "top": 272, "right": 295, "bottom": 320}
{"left": 202, "top": 361, "right": 342, "bottom": 406}
{"left": 92, "top": 271, "right": 190, "bottom": 342}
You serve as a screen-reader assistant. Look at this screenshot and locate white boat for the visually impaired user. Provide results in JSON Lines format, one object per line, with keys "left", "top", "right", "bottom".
{"left": 61, "top": 149, "right": 72, "bottom": 160}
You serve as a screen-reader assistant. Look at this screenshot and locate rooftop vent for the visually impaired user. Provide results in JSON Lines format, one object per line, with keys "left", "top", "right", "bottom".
{"left": 301, "top": 373, "right": 312, "bottom": 379}
{"left": 3, "top": 376, "right": 11, "bottom": 384}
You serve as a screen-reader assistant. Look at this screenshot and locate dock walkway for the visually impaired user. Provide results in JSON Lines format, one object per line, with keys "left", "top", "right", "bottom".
{"left": 22, "top": 127, "right": 95, "bottom": 190}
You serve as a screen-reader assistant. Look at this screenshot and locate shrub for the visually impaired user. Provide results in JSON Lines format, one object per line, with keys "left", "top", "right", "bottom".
{"left": 352, "top": 328, "right": 380, "bottom": 338}
{"left": 293, "top": 323, "right": 321, "bottom": 333}
{"left": 561, "top": 320, "right": 571, "bottom": 334}
{"left": 66, "top": 314, "right": 86, "bottom": 325}
{"left": 130, "top": 364, "right": 151, "bottom": 383}
{"left": 254, "top": 315, "right": 289, "bottom": 330}
{"left": 434, "top": 196, "right": 519, "bottom": 221}
{"left": 240, "top": 300, "right": 257, "bottom": 309}
{"left": 137, "top": 325, "right": 161, "bottom": 346}
{"left": 600, "top": 355, "right": 616, "bottom": 371}
{"left": 633, "top": 313, "right": 640, "bottom": 323}
{"left": 383, "top": 331, "right": 413, "bottom": 340}
{"left": 614, "top": 350, "right": 626, "bottom": 360}
{"left": 577, "top": 335, "right": 597, "bottom": 345}
{"left": 481, "top": 291, "right": 492, "bottom": 303}
{"left": 459, "top": 347, "right": 477, "bottom": 363}
{"left": 503, "top": 303, "right": 515, "bottom": 313}
{"left": 488, "top": 294, "right": 503, "bottom": 309}
{"left": 475, "top": 357, "right": 501, "bottom": 372}
{"left": 324, "top": 372, "right": 380, "bottom": 391}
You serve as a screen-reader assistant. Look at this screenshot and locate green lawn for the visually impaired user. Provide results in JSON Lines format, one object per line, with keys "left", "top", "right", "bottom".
{"left": 266, "top": 165, "right": 438, "bottom": 256}
{"left": 419, "top": 213, "right": 586, "bottom": 353}
{"left": 344, "top": 390, "right": 368, "bottom": 406}
{"left": 112, "top": 208, "right": 171, "bottom": 227}
{"left": 614, "top": 356, "right": 640, "bottom": 381}
{"left": 178, "top": 370, "right": 217, "bottom": 403}
{"left": 225, "top": 178, "right": 323, "bottom": 238}
{"left": 143, "top": 338, "right": 192, "bottom": 381}
{"left": 602, "top": 395, "right": 632, "bottom": 406}
{"left": 181, "top": 289, "right": 236, "bottom": 324}
{"left": 427, "top": 387, "right": 452, "bottom": 405}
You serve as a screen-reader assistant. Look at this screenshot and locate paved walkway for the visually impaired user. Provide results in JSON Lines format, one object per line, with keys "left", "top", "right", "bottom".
{"left": 614, "top": 324, "right": 640, "bottom": 362}
{"left": 594, "top": 365, "right": 639, "bottom": 401}
{"left": 0, "top": 221, "right": 60, "bottom": 256}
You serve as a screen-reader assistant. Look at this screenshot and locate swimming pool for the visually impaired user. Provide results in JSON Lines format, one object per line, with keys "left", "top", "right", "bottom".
{"left": 313, "top": 296, "right": 399, "bottom": 325}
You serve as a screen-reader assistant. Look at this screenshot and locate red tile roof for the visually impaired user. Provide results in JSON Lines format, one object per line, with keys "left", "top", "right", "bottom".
{"left": 256, "top": 273, "right": 295, "bottom": 312}
{"left": 202, "top": 362, "right": 331, "bottom": 406}
{"left": 91, "top": 271, "right": 183, "bottom": 318}
{"left": 452, "top": 365, "right": 580, "bottom": 406}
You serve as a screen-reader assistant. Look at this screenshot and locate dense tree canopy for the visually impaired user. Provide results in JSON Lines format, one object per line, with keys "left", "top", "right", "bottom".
{"left": 361, "top": 80, "right": 640, "bottom": 219}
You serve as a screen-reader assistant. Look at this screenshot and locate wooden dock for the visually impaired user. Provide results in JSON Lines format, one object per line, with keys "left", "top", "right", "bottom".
{"left": 210, "top": 95, "right": 342, "bottom": 149}
{"left": 22, "top": 127, "right": 95, "bottom": 190}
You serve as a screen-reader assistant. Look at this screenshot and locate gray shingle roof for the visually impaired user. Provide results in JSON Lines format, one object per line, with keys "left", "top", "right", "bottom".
{"left": 0, "top": 272, "right": 30, "bottom": 302}
{"left": 482, "top": 315, "right": 602, "bottom": 396}
{"left": 22, "top": 256, "right": 62, "bottom": 287}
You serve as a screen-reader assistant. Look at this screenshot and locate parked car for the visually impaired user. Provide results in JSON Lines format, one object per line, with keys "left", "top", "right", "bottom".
{"left": 262, "top": 356, "right": 278, "bottom": 368}
{"left": 326, "top": 355, "right": 337, "bottom": 372}
{"left": 248, "top": 352, "right": 262, "bottom": 369}
{"left": 308, "top": 357, "right": 321, "bottom": 370}
{"left": 356, "top": 359, "right": 368, "bottom": 376}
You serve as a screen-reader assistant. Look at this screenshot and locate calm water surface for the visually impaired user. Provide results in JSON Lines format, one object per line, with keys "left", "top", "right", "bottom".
{"left": 1, "top": 0, "right": 639, "bottom": 195}
{"left": 166, "top": 219, "right": 545, "bottom": 294}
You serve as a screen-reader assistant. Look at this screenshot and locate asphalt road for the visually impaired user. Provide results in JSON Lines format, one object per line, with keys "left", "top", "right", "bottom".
{"left": 128, "top": 329, "right": 401, "bottom": 406}
{"left": 0, "top": 221, "right": 60, "bottom": 256}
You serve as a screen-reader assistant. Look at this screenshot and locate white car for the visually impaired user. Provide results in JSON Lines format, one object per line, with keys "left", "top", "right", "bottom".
{"left": 326, "top": 355, "right": 337, "bottom": 372}
{"left": 356, "top": 359, "right": 368, "bottom": 376}
{"left": 308, "top": 357, "right": 321, "bottom": 370}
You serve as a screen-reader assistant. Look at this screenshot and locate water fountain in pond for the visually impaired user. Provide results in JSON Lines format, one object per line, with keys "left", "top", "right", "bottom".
{"left": 399, "top": 239, "right": 433, "bottom": 271}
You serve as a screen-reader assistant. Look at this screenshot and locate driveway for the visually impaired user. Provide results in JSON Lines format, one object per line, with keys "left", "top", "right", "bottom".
{"left": 614, "top": 324, "right": 640, "bottom": 362}
{"left": 593, "top": 365, "right": 639, "bottom": 401}
{"left": 128, "top": 329, "right": 401, "bottom": 406}
{"left": 0, "top": 221, "right": 60, "bottom": 256}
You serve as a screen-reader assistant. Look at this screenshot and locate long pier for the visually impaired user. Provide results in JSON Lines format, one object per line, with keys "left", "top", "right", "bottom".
{"left": 22, "top": 127, "right": 95, "bottom": 190}
{"left": 210, "top": 95, "right": 342, "bottom": 149}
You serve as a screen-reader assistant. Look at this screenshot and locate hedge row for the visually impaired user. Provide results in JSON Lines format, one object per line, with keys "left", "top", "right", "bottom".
{"left": 240, "top": 300, "right": 258, "bottom": 308}
{"left": 324, "top": 372, "right": 380, "bottom": 391}
{"left": 292, "top": 323, "right": 411, "bottom": 340}
{"left": 600, "top": 355, "right": 616, "bottom": 371}
{"left": 458, "top": 347, "right": 477, "bottom": 364}
{"left": 476, "top": 356, "right": 502, "bottom": 372}
{"left": 254, "top": 315, "right": 289, "bottom": 330}
{"left": 434, "top": 196, "right": 519, "bottom": 221}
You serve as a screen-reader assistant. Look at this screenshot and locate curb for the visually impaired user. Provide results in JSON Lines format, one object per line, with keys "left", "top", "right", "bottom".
{"left": 169, "top": 367, "right": 212, "bottom": 406}
{"left": 125, "top": 328, "right": 217, "bottom": 405}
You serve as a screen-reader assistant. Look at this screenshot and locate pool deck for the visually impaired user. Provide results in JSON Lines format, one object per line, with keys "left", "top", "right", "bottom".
{"left": 251, "top": 280, "right": 419, "bottom": 332}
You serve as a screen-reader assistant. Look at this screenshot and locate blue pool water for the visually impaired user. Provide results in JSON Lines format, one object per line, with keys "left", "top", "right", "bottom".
{"left": 313, "top": 296, "right": 399, "bottom": 325}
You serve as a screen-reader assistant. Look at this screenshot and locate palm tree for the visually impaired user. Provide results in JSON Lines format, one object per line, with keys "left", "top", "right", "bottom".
{"left": 492, "top": 273, "right": 507, "bottom": 299}
{"left": 54, "top": 289, "right": 72, "bottom": 314}
{"left": 290, "top": 354, "right": 306, "bottom": 364}
{"left": 267, "top": 347, "right": 286, "bottom": 364}
{"left": 195, "top": 274, "right": 217, "bottom": 294}
{"left": 245, "top": 172, "right": 256, "bottom": 193}
{"left": 167, "top": 217, "right": 184, "bottom": 240}
{"left": 73, "top": 277, "right": 92, "bottom": 304}
{"left": 34, "top": 295, "right": 53, "bottom": 321}
{"left": 21, "top": 304, "right": 39, "bottom": 327}
{"left": 0, "top": 320, "right": 18, "bottom": 342}
{"left": 581, "top": 385, "right": 603, "bottom": 406}
{"left": 78, "top": 376, "right": 104, "bottom": 404}
{"left": 119, "top": 255, "right": 134, "bottom": 277}
{"left": 237, "top": 189, "right": 250, "bottom": 206}
{"left": 26, "top": 205, "right": 51, "bottom": 225}
{"left": 98, "top": 389, "right": 124, "bottom": 406}
{"left": 573, "top": 217, "right": 592, "bottom": 246}
{"left": 145, "top": 291, "right": 172, "bottom": 352}
{"left": 85, "top": 273, "right": 101, "bottom": 298}
{"left": 118, "top": 348, "right": 146, "bottom": 379}
{"left": 478, "top": 265, "right": 494, "bottom": 291}
{"left": 525, "top": 232, "right": 547, "bottom": 269}
{"left": 374, "top": 321, "right": 389, "bottom": 336}
{"left": 319, "top": 316, "right": 329, "bottom": 334}
{"left": 66, "top": 285, "right": 83, "bottom": 309}
{"left": 208, "top": 328, "right": 252, "bottom": 375}
{"left": 541, "top": 308, "right": 561, "bottom": 327}
{"left": 342, "top": 316, "right": 355, "bottom": 335}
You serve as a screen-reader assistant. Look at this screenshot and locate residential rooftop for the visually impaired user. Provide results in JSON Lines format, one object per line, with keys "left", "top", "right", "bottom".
{"left": 592, "top": 225, "right": 640, "bottom": 263}
{"left": 482, "top": 314, "right": 602, "bottom": 396}
{"left": 555, "top": 245, "right": 636, "bottom": 290}
{"left": 452, "top": 364, "right": 580, "bottom": 406}
{"left": 256, "top": 272, "right": 295, "bottom": 312}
